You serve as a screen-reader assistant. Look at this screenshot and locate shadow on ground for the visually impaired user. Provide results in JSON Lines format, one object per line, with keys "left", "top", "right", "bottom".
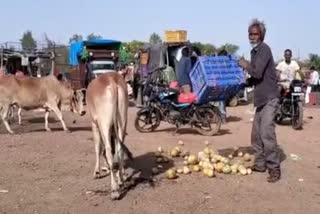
{"left": 88, "top": 152, "right": 175, "bottom": 200}
{"left": 152, "top": 127, "right": 232, "bottom": 136}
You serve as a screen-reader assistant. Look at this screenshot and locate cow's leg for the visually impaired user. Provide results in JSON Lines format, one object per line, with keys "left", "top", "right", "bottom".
{"left": 98, "top": 120, "right": 120, "bottom": 200}
{"left": 7, "top": 106, "right": 13, "bottom": 123}
{"left": 18, "top": 107, "right": 22, "bottom": 125}
{"left": 115, "top": 139, "right": 125, "bottom": 186}
{"left": 47, "top": 104, "right": 70, "bottom": 132}
{"left": 101, "top": 144, "right": 110, "bottom": 174}
{"left": 44, "top": 110, "right": 51, "bottom": 132}
{"left": 1, "top": 104, "right": 14, "bottom": 134}
{"left": 115, "top": 125, "right": 126, "bottom": 186}
{"left": 117, "top": 86, "right": 129, "bottom": 184}
{"left": 92, "top": 121, "right": 102, "bottom": 179}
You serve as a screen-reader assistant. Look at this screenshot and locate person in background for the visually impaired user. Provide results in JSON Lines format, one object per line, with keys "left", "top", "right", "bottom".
{"left": 135, "top": 63, "right": 149, "bottom": 107}
{"left": 305, "top": 66, "right": 320, "bottom": 103}
{"left": 118, "top": 64, "right": 127, "bottom": 79}
{"left": 309, "top": 66, "right": 319, "bottom": 90}
{"left": 239, "top": 18, "right": 281, "bottom": 183}
{"left": 176, "top": 47, "right": 192, "bottom": 93}
{"left": 276, "top": 49, "right": 302, "bottom": 90}
{"left": 217, "top": 49, "right": 229, "bottom": 123}
{"left": 190, "top": 46, "right": 201, "bottom": 67}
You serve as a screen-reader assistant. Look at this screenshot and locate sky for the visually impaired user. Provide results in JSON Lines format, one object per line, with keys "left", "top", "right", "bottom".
{"left": 1, "top": 0, "right": 319, "bottom": 60}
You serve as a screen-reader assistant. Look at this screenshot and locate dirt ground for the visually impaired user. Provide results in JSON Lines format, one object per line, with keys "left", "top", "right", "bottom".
{"left": 0, "top": 104, "right": 319, "bottom": 214}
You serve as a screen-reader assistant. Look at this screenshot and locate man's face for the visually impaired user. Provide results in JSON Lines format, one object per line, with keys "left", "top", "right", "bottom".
{"left": 284, "top": 51, "right": 292, "bottom": 63}
{"left": 248, "top": 26, "right": 261, "bottom": 47}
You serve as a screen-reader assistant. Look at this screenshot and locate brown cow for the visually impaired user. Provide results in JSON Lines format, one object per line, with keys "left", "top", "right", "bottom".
{"left": 86, "top": 72, "right": 132, "bottom": 200}
{"left": 0, "top": 75, "right": 85, "bottom": 134}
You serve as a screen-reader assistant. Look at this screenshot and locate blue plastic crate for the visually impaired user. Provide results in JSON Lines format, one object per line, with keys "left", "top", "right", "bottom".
{"left": 189, "top": 55, "right": 245, "bottom": 103}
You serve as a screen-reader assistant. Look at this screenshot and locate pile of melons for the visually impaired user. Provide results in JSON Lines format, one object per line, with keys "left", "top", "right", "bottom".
{"left": 152, "top": 140, "right": 254, "bottom": 180}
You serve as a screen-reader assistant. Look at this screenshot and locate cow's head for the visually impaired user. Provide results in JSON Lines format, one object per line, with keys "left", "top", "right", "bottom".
{"left": 70, "top": 89, "right": 86, "bottom": 116}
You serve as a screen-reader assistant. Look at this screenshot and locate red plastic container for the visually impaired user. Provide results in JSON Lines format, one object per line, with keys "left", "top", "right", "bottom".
{"left": 178, "top": 92, "right": 197, "bottom": 104}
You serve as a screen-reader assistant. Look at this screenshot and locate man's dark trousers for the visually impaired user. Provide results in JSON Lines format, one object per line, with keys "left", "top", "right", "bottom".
{"left": 251, "top": 98, "right": 280, "bottom": 170}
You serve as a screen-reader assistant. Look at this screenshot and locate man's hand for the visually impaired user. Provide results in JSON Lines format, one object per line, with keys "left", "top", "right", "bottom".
{"left": 238, "top": 58, "right": 250, "bottom": 70}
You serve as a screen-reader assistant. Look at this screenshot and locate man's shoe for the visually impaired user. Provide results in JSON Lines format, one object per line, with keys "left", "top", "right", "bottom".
{"left": 251, "top": 165, "right": 267, "bottom": 173}
{"left": 267, "top": 169, "right": 281, "bottom": 183}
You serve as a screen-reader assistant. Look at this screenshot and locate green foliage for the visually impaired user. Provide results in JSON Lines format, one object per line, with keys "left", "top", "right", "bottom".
{"left": 20, "top": 30, "right": 37, "bottom": 50}
{"left": 122, "top": 40, "right": 145, "bottom": 62}
{"left": 309, "top": 54, "right": 320, "bottom": 71}
{"left": 149, "top": 33, "right": 162, "bottom": 45}
{"left": 217, "top": 43, "right": 239, "bottom": 55}
{"left": 86, "top": 33, "right": 102, "bottom": 40}
{"left": 123, "top": 40, "right": 144, "bottom": 53}
{"left": 191, "top": 42, "right": 216, "bottom": 55}
{"left": 119, "top": 45, "right": 130, "bottom": 64}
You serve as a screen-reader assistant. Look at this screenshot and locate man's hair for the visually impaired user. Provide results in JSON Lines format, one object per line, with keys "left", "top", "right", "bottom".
{"left": 249, "top": 18, "right": 267, "bottom": 41}
{"left": 284, "top": 49, "right": 292, "bottom": 54}
{"left": 182, "top": 47, "right": 189, "bottom": 57}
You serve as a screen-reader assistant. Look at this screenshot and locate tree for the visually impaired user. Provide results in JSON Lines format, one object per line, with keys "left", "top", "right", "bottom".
{"left": 69, "top": 34, "right": 83, "bottom": 44}
{"left": 309, "top": 54, "right": 320, "bottom": 71}
{"left": 149, "top": 33, "right": 162, "bottom": 45}
{"left": 218, "top": 43, "right": 239, "bottom": 55}
{"left": 20, "top": 30, "right": 37, "bottom": 50}
{"left": 86, "top": 33, "right": 102, "bottom": 40}
{"left": 124, "top": 40, "right": 144, "bottom": 54}
{"left": 122, "top": 40, "right": 145, "bottom": 62}
{"left": 119, "top": 46, "right": 130, "bottom": 64}
{"left": 191, "top": 42, "right": 216, "bottom": 56}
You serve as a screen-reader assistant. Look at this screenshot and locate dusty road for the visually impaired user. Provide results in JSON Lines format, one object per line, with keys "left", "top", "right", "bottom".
{"left": 0, "top": 105, "right": 319, "bottom": 214}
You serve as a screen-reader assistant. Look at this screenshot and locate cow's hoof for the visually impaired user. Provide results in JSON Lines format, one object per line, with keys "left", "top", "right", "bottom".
{"left": 101, "top": 167, "right": 110, "bottom": 174}
{"left": 123, "top": 173, "right": 129, "bottom": 182}
{"left": 93, "top": 171, "right": 100, "bottom": 179}
{"left": 46, "top": 128, "right": 52, "bottom": 132}
{"left": 111, "top": 191, "right": 121, "bottom": 200}
{"left": 65, "top": 129, "right": 72, "bottom": 133}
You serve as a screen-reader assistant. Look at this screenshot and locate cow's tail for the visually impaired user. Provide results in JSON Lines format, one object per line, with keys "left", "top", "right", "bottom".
{"left": 112, "top": 84, "right": 133, "bottom": 161}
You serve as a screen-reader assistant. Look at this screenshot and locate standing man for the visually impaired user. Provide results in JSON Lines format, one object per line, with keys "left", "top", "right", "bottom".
{"left": 276, "top": 49, "right": 302, "bottom": 89}
{"left": 176, "top": 47, "right": 192, "bottom": 93}
{"left": 239, "top": 19, "right": 281, "bottom": 183}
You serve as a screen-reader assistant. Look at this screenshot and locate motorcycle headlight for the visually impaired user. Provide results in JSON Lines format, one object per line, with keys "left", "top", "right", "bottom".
{"left": 294, "top": 86, "right": 302, "bottom": 93}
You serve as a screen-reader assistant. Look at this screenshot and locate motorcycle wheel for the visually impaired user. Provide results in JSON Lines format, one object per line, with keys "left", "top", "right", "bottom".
{"left": 194, "top": 107, "right": 222, "bottom": 136}
{"left": 292, "top": 101, "right": 303, "bottom": 130}
{"left": 134, "top": 108, "right": 161, "bottom": 133}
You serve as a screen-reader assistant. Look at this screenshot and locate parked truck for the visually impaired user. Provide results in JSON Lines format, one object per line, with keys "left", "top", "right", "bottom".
{"left": 68, "top": 39, "right": 121, "bottom": 89}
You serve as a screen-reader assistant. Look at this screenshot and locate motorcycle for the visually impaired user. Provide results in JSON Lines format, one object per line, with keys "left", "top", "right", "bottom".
{"left": 275, "top": 80, "right": 305, "bottom": 130}
{"left": 134, "top": 67, "right": 222, "bottom": 136}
